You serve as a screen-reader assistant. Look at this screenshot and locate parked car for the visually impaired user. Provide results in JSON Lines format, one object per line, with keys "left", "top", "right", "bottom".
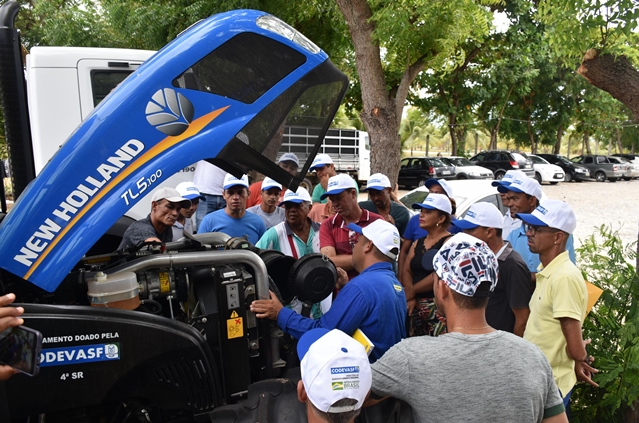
{"left": 608, "top": 156, "right": 639, "bottom": 180}
{"left": 398, "top": 156, "right": 456, "bottom": 188}
{"left": 536, "top": 153, "right": 590, "bottom": 182}
{"left": 468, "top": 150, "right": 535, "bottom": 179}
{"left": 528, "top": 154, "right": 565, "bottom": 184}
{"left": 439, "top": 156, "right": 494, "bottom": 180}
{"left": 570, "top": 155, "right": 624, "bottom": 182}
{"left": 399, "top": 180, "right": 506, "bottom": 217}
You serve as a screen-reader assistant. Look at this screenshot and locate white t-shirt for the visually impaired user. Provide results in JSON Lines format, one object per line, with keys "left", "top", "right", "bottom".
{"left": 193, "top": 161, "right": 226, "bottom": 195}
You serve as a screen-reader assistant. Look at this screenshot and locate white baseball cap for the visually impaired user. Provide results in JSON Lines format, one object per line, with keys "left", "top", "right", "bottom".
{"left": 424, "top": 178, "right": 454, "bottom": 198}
{"left": 151, "top": 187, "right": 191, "bottom": 208}
{"left": 491, "top": 170, "right": 526, "bottom": 187}
{"left": 223, "top": 173, "right": 249, "bottom": 190}
{"left": 320, "top": 174, "right": 357, "bottom": 200}
{"left": 279, "top": 187, "right": 312, "bottom": 205}
{"left": 363, "top": 173, "right": 391, "bottom": 191}
{"left": 279, "top": 152, "right": 300, "bottom": 167}
{"left": 261, "top": 177, "right": 282, "bottom": 191}
{"left": 452, "top": 202, "right": 504, "bottom": 230}
{"left": 310, "top": 153, "right": 334, "bottom": 171}
{"left": 516, "top": 199, "right": 577, "bottom": 234}
{"left": 433, "top": 233, "right": 499, "bottom": 297}
{"left": 297, "top": 328, "right": 372, "bottom": 413}
{"left": 347, "top": 219, "right": 400, "bottom": 260}
{"left": 497, "top": 176, "right": 542, "bottom": 200}
{"left": 412, "top": 193, "right": 452, "bottom": 215}
{"left": 175, "top": 181, "right": 206, "bottom": 201}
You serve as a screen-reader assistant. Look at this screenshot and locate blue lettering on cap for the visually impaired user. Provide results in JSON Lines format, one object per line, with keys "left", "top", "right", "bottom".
{"left": 466, "top": 210, "right": 476, "bottom": 218}
{"left": 328, "top": 181, "right": 339, "bottom": 188}
{"left": 331, "top": 366, "right": 359, "bottom": 374}
{"left": 40, "top": 343, "right": 120, "bottom": 367}
{"left": 512, "top": 179, "right": 523, "bottom": 185}
{"left": 536, "top": 205, "right": 548, "bottom": 215}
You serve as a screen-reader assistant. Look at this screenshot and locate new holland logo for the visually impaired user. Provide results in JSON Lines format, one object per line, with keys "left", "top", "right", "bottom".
{"left": 146, "top": 88, "right": 194, "bottom": 136}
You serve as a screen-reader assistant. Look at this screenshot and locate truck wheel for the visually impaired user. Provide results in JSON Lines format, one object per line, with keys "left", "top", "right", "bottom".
{"left": 564, "top": 172, "right": 572, "bottom": 182}
{"left": 494, "top": 171, "right": 505, "bottom": 180}
{"left": 299, "top": 178, "right": 313, "bottom": 193}
{"left": 456, "top": 174, "right": 468, "bottom": 180}
{"left": 595, "top": 171, "right": 606, "bottom": 182}
{"left": 534, "top": 172, "right": 542, "bottom": 184}
{"left": 417, "top": 178, "right": 427, "bottom": 187}
{"left": 609, "top": 177, "right": 617, "bottom": 182}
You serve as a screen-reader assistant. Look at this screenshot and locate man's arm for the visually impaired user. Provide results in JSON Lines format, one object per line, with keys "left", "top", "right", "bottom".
{"left": 321, "top": 246, "right": 354, "bottom": 271}
{"left": 559, "top": 317, "right": 599, "bottom": 387}
{"left": 398, "top": 238, "right": 413, "bottom": 277}
{"left": 543, "top": 412, "right": 569, "bottom": 422}
{"left": 512, "top": 308, "right": 530, "bottom": 337}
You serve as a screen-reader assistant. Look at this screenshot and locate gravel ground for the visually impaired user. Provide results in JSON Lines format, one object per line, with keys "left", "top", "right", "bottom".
{"left": 387, "top": 178, "right": 639, "bottom": 251}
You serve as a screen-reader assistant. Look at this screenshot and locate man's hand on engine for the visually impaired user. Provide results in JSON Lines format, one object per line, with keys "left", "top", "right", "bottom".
{"left": 250, "top": 291, "right": 283, "bottom": 320}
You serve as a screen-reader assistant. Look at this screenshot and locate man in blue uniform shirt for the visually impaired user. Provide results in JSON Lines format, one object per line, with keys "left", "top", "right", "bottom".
{"left": 250, "top": 219, "right": 407, "bottom": 362}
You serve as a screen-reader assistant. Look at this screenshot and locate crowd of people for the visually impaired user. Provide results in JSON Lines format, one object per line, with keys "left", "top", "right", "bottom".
{"left": 112, "top": 153, "right": 598, "bottom": 422}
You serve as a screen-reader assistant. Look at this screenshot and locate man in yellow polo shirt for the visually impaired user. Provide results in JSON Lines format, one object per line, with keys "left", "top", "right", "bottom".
{"left": 517, "top": 199, "right": 598, "bottom": 411}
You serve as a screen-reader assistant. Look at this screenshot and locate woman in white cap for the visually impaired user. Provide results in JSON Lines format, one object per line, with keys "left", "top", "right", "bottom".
{"left": 401, "top": 193, "right": 453, "bottom": 337}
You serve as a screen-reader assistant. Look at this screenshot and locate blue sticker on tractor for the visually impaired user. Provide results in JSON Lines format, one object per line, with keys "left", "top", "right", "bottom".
{"left": 40, "top": 343, "right": 120, "bottom": 367}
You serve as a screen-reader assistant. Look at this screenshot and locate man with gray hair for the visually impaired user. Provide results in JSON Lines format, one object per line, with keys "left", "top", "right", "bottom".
{"left": 370, "top": 233, "right": 568, "bottom": 422}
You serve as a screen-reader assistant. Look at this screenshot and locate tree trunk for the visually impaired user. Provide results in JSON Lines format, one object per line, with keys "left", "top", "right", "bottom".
{"left": 527, "top": 119, "right": 536, "bottom": 154}
{"left": 616, "top": 127, "right": 623, "bottom": 154}
{"left": 553, "top": 123, "right": 563, "bottom": 154}
{"left": 336, "top": 0, "right": 425, "bottom": 185}
{"left": 578, "top": 50, "right": 639, "bottom": 121}
{"left": 584, "top": 132, "right": 592, "bottom": 155}
{"left": 490, "top": 129, "right": 498, "bottom": 150}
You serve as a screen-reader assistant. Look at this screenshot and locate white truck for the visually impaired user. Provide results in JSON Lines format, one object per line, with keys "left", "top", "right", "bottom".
{"left": 278, "top": 125, "right": 370, "bottom": 186}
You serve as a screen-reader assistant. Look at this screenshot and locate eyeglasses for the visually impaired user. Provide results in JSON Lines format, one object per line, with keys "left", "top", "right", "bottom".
{"left": 524, "top": 224, "right": 559, "bottom": 236}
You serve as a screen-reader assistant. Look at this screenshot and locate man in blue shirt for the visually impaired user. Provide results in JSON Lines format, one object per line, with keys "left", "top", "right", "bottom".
{"left": 199, "top": 173, "right": 266, "bottom": 244}
{"left": 250, "top": 219, "right": 407, "bottom": 362}
{"left": 499, "top": 176, "right": 575, "bottom": 279}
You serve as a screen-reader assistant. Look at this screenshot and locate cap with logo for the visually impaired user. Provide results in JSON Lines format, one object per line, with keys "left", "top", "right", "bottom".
{"left": 363, "top": 173, "right": 391, "bottom": 191}
{"left": 424, "top": 178, "right": 455, "bottom": 198}
{"left": 433, "top": 233, "right": 499, "bottom": 297}
{"left": 175, "top": 181, "right": 206, "bottom": 201}
{"left": 346, "top": 219, "right": 400, "bottom": 260}
{"left": 491, "top": 170, "right": 527, "bottom": 187}
{"left": 412, "top": 193, "right": 452, "bottom": 215}
{"left": 279, "top": 152, "right": 300, "bottom": 167}
{"left": 151, "top": 187, "right": 191, "bottom": 208}
{"left": 497, "top": 176, "right": 542, "bottom": 200}
{"left": 515, "top": 199, "right": 576, "bottom": 234}
{"left": 279, "top": 187, "right": 312, "bottom": 205}
{"left": 320, "top": 174, "right": 357, "bottom": 200}
{"left": 310, "top": 153, "right": 334, "bottom": 171}
{"left": 297, "top": 328, "right": 372, "bottom": 413}
{"left": 223, "top": 173, "right": 250, "bottom": 190}
{"left": 261, "top": 177, "right": 282, "bottom": 191}
{"left": 452, "top": 202, "right": 504, "bottom": 230}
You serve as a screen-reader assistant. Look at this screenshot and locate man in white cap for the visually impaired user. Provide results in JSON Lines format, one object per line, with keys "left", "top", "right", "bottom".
{"left": 251, "top": 219, "right": 406, "bottom": 362}
{"left": 198, "top": 173, "right": 266, "bottom": 244}
{"left": 297, "top": 328, "right": 372, "bottom": 423}
{"left": 500, "top": 175, "right": 575, "bottom": 279}
{"left": 370, "top": 233, "right": 569, "bottom": 422}
{"left": 173, "top": 181, "right": 206, "bottom": 240}
{"left": 491, "top": 169, "right": 527, "bottom": 238}
{"left": 452, "top": 202, "right": 533, "bottom": 336}
{"left": 359, "top": 173, "right": 410, "bottom": 235}
{"left": 310, "top": 154, "right": 359, "bottom": 205}
{"left": 247, "top": 152, "right": 300, "bottom": 207}
{"left": 319, "top": 174, "right": 382, "bottom": 280}
{"left": 246, "top": 177, "right": 286, "bottom": 229}
{"left": 256, "top": 188, "right": 330, "bottom": 317}
{"left": 517, "top": 199, "right": 598, "bottom": 410}
{"left": 118, "top": 187, "right": 191, "bottom": 249}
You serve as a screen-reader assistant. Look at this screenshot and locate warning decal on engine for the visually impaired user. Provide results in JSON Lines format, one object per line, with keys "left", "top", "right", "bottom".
{"left": 227, "top": 311, "right": 243, "bottom": 339}
{"left": 40, "top": 343, "right": 120, "bottom": 367}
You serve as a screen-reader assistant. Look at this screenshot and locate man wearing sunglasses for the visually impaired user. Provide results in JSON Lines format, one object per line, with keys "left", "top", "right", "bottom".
{"left": 517, "top": 199, "right": 598, "bottom": 411}
{"left": 174, "top": 181, "right": 207, "bottom": 239}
